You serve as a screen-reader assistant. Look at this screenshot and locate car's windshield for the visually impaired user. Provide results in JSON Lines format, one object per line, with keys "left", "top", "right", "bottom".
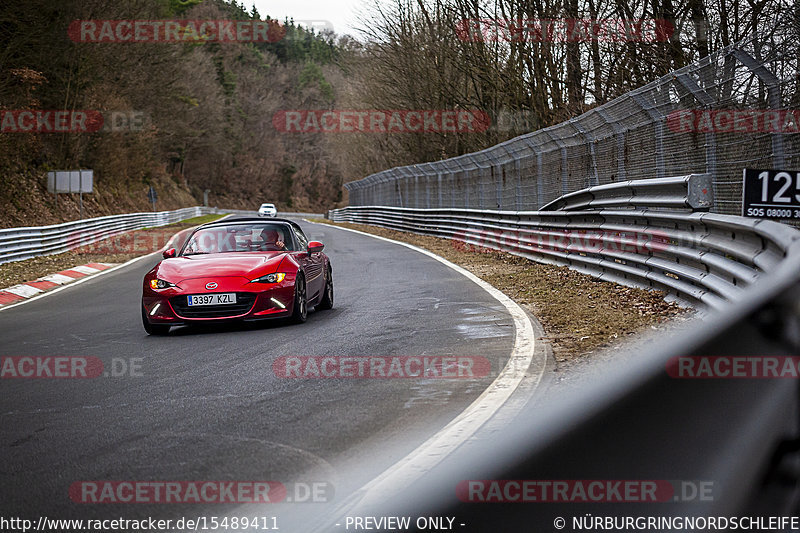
{"left": 181, "top": 223, "right": 294, "bottom": 255}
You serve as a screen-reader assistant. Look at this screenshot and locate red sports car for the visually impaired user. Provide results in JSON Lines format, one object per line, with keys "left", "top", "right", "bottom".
{"left": 141, "top": 218, "right": 333, "bottom": 335}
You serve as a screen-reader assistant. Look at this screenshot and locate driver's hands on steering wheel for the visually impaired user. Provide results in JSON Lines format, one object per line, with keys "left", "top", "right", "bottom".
{"left": 258, "top": 239, "right": 285, "bottom": 250}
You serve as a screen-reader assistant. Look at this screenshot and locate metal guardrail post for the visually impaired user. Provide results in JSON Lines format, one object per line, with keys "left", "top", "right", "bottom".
{"left": 514, "top": 158, "right": 522, "bottom": 211}
{"left": 467, "top": 154, "right": 490, "bottom": 209}
{"left": 675, "top": 72, "right": 719, "bottom": 203}
{"left": 536, "top": 151, "right": 544, "bottom": 208}
{"left": 437, "top": 172, "right": 443, "bottom": 208}
{"left": 520, "top": 136, "right": 544, "bottom": 209}
{"left": 451, "top": 157, "right": 472, "bottom": 208}
{"left": 631, "top": 90, "right": 666, "bottom": 179}
{"left": 594, "top": 106, "right": 626, "bottom": 182}
{"left": 392, "top": 172, "right": 402, "bottom": 207}
{"left": 491, "top": 146, "right": 514, "bottom": 211}
{"left": 572, "top": 119, "right": 599, "bottom": 187}
{"left": 457, "top": 155, "right": 479, "bottom": 209}
{"left": 395, "top": 167, "right": 411, "bottom": 208}
{"left": 402, "top": 167, "right": 414, "bottom": 208}
{"left": 541, "top": 129, "right": 570, "bottom": 196}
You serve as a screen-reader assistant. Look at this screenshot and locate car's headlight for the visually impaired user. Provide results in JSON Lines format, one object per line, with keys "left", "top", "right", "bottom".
{"left": 149, "top": 279, "right": 175, "bottom": 290}
{"left": 250, "top": 272, "right": 286, "bottom": 284}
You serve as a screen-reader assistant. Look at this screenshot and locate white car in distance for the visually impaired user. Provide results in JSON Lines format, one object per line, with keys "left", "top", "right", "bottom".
{"left": 258, "top": 203, "right": 277, "bottom": 217}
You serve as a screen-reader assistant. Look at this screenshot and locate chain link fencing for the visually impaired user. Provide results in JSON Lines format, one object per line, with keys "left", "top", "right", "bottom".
{"left": 344, "top": 15, "right": 800, "bottom": 218}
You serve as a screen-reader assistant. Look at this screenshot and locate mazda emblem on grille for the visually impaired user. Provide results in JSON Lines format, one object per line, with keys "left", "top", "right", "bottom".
{"left": 205, "top": 282, "right": 218, "bottom": 290}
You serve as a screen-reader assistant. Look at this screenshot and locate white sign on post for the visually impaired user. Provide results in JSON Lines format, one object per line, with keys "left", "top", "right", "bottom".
{"left": 47, "top": 170, "right": 93, "bottom": 193}
{"left": 46, "top": 169, "right": 93, "bottom": 217}
{"left": 69, "top": 170, "right": 80, "bottom": 192}
{"left": 79, "top": 170, "right": 93, "bottom": 193}
{"left": 47, "top": 171, "right": 68, "bottom": 193}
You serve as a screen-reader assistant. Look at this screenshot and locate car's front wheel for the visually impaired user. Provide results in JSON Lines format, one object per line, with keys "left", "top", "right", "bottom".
{"left": 317, "top": 267, "right": 333, "bottom": 310}
{"left": 142, "top": 305, "right": 171, "bottom": 336}
{"left": 291, "top": 274, "right": 308, "bottom": 323}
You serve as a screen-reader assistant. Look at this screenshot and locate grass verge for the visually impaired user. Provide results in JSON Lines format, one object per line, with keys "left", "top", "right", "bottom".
{"left": 163, "top": 214, "right": 225, "bottom": 226}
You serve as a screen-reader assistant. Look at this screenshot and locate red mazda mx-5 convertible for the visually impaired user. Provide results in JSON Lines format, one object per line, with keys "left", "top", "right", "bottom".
{"left": 141, "top": 218, "right": 333, "bottom": 335}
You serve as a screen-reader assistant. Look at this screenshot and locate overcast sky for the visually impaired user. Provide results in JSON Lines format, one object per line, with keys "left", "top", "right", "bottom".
{"left": 251, "top": 0, "right": 371, "bottom": 39}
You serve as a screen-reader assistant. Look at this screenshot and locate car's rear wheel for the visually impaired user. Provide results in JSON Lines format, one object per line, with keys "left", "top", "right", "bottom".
{"left": 142, "top": 305, "right": 171, "bottom": 336}
{"left": 318, "top": 267, "right": 333, "bottom": 310}
{"left": 291, "top": 274, "right": 308, "bottom": 323}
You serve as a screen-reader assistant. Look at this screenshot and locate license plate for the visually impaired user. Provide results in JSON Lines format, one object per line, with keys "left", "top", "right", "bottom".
{"left": 188, "top": 293, "right": 237, "bottom": 306}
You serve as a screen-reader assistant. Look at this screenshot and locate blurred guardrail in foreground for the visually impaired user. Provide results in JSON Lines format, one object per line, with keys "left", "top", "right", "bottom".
{"left": 0, "top": 207, "right": 212, "bottom": 265}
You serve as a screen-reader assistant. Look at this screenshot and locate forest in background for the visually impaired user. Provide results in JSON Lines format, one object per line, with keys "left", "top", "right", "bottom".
{"left": 0, "top": 0, "right": 793, "bottom": 227}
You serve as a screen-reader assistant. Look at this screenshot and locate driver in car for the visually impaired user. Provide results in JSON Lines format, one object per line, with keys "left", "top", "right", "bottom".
{"left": 258, "top": 228, "right": 286, "bottom": 251}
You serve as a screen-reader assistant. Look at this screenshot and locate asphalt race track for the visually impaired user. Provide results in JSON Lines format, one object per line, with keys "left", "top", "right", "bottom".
{"left": 0, "top": 219, "right": 517, "bottom": 529}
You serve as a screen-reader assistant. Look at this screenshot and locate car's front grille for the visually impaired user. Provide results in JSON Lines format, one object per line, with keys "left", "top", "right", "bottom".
{"left": 170, "top": 293, "right": 257, "bottom": 319}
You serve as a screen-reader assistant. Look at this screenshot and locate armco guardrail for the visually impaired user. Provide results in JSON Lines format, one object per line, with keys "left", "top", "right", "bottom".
{"left": 328, "top": 205, "right": 800, "bottom": 310}
{"left": 539, "top": 174, "right": 714, "bottom": 212}
{"left": 0, "top": 206, "right": 212, "bottom": 265}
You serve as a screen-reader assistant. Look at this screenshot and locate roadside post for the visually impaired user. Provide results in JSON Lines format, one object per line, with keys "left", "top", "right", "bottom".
{"left": 147, "top": 186, "right": 158, "bottom": 211}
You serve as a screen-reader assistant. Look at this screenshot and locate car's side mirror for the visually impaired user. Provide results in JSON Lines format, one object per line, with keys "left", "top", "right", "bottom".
{"left": 307, "top": 241, "right": 324, "bottom": 254}
{"left": 162, "top": 248, "right": 176, "bottom": 259}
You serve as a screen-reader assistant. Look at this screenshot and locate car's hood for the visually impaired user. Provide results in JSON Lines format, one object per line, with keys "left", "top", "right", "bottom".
{"left": 156, "top": 252, "right": 286, "bottom": 282}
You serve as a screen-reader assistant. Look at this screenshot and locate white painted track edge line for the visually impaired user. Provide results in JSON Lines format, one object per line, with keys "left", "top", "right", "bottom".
{"left": 304, "top": 219, "right": 545, "bottom": 512}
